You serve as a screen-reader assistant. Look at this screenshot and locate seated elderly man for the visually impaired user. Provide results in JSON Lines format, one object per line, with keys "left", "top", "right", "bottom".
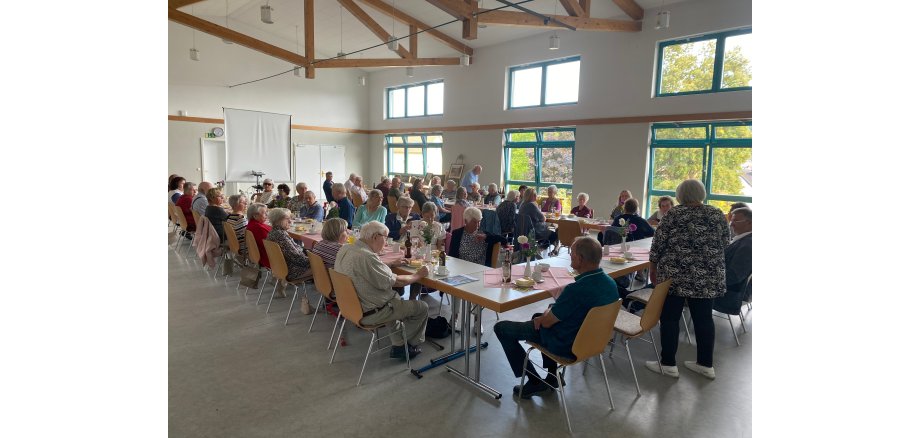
{"left": 385, "top": 196, "right": 421, "bottom": 243}
{"left": 441, "top": 180, "right": 458, "bottom": 199}
{"left": 494, "top": 237, "right": 619, "bottom": 398}
{"left": 334, "top": 221, "right": 431, "bottom": 359}
{"left": 331, "top": 182, "right": 355, "bottom": 228}
{"left": 468, "top": 183, "right": 482, "bottom": 203}
{"left": 483, "top": 183, "right": 501, "bottom": 205}
{"left": 714, "top": 207, "right": 752, "bottom": 315}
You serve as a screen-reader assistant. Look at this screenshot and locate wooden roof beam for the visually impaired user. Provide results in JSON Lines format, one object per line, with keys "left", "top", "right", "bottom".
{"left": 612, "top": 0, "right": 644, "bottom": 21}
{"left": 559, "top": 0, "right": 586, "bottom": 17}
{"left": 305, "top": 0, "right": 315, "bottom": 78}
{"left": 313, "top": 58, "right": 461, "bottom": 68}
{"left": 338, "top": 0, "right": 412, "bottom": 59}
{"left": 477, "top": 10, "right": 640, "bottom": 31}
{"left": 425, "top": 0, "right": 473, "bottom": 19}
{"left": 462, "top": 0, "right": 478, "bottom": 40}
{"left": 580, "top": 0, "right": 591, "bottom": 16}
{"left": 169, "top": 0, "right": 207, "bottom": 9}
{"left": 358, "top": 0, "right": 474, "bottom": 55}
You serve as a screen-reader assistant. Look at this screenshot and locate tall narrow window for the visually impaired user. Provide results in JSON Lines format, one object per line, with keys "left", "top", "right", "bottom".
{"left": 386, "top": 79, "right": 444, "bottom": 119}
{"left": 508, "top": 56, "right": 581, "bottom": 109}
{"left": 386, "top": 134, "right": 443, "bottom": 177}
{"left": 503, "top": 128, "right": 575, "bottom": 211}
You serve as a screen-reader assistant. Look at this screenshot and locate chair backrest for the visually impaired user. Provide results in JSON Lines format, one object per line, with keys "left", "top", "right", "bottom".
{"left": 223, "top": 222, "right": 240, "bottom": 255}
{"left": 307, "top": 251, "right": 335, "bottom": 300}
{"left": 450, "top": 204, "right": 466, "bottom": 231}
{"left": 192, "top": 210, "right": 202, "bottom": 228}
{"left": 328, "top": 269, "right": 367, "bottom": 326}
{"left": 571, "top": 302, "right": 621, "bottom": 361}
{"left": 350, "top": 191, "right": 364, "bottom": 208}
{"left": 490, "top": 241, "right": 501, "bottom": 268}
{"left": 387, "top": 195, "right": 398, "bottom": 211}
{"left": 557, "top": 220, "right": 582, "bottom": 247}
{"left": 263, "top": 240, "right": 288, "bottom": 281}
{"left": 173, "top": 205, "right": 189, "bottom": 230}
{"left": 742, "top": 274, "right": 752, "bottom": 303}
{"left": 245, "top": 230, "right": 260, "bottom": 265}
{"left": 640, "top": 279, "right": 673, "bottom": 332}
{"left": 411, "top": 203, "right": 421, "bottom": 215}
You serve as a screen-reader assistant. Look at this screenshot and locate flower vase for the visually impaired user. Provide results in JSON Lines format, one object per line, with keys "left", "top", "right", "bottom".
{"left": 523, "top": 256, "right": 533, "bottom": 277}
{"left": 620, "top": 236, "right": 628, "bottom": 253}
{"left": 424, "top": 243, "right": 433, "bottom": 262}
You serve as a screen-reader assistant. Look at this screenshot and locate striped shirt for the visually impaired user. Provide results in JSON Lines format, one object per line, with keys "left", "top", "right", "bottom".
{"left": 225, "top": 214, "right": 248, "bottom": 256}
{"left": 311, "top": 240, "right": 343, "bottom": 268}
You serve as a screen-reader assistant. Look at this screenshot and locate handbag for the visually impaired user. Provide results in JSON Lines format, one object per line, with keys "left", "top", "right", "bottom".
{"left": 425, "top": 316, "right": 451, "bottom": 339}
{"left": 240, "top": 264, "right": 262, "bottom": 288}
{"left": 222, "top": 256, "right": 234, "bottom": 276}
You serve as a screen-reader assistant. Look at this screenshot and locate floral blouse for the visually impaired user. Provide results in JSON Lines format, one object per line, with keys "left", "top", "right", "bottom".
{"left": 458, "top": 232, "right": 487, "bottom": 265}
{"left": 649, "top": 204, "right": 730, "bottom": 299}
{"left": 267, "top": 228, "right": 311, "bottom": 281}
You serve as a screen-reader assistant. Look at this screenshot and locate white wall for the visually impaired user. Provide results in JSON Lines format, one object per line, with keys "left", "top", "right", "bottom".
{"left": 365, "top": 0, "right": 752, "bottom": 213}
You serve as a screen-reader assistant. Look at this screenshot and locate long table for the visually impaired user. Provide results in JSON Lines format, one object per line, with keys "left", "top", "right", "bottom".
{"left": 546, "top": 216, "right": 613, "bottom": 232}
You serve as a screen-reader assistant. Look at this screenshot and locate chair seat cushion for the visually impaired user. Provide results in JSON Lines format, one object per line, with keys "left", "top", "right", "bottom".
{"left": 625, "top": 287, "right": 653, "bottom": 304}
{"left": 614, "top": 311, "right": 643, "bottom": 337}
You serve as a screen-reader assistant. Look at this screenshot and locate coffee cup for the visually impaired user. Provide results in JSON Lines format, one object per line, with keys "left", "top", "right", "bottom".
{"left": 437, "top": 265, "right": 448, "bottom": 275}
{"left": 531, "top": 269, "right": 543, "bottom": 282}
{"left": 538, "top": 263, "right": 550, "bottom": 272}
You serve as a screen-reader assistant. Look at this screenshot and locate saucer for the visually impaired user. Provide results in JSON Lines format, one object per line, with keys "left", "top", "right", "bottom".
{"left": 434, "top": 270, "right": 450, "bottom": 277}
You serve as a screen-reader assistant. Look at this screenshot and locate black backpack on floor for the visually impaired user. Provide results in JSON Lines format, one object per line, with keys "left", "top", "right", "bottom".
{"left": 425, "top": 316, "right": 451, "bottom": 339}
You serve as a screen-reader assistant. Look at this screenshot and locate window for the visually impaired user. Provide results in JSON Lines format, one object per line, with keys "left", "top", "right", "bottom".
{"left": 508, "top": 56, "right": 580, "bottom": 109}
{"left": 386, "top": 134, "right": 443, "bottom": 177}
{"left": 646, "top": 121, "right": 752, "bottom": 214}
{"left": 386, "top": 79, "right": 444, "bottom": 119}
{"left": 655, "top": 27, "right": 752, "bottom": 97}
{"left": 504, "top": 128, "right": 575, "bottom": 212}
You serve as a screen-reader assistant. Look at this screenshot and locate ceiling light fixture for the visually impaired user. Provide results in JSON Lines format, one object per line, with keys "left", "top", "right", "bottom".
{"left": 460, "top": 54, "right": 470, "bottom": 66}
{"left": 358, "top": 75, "right": 367, "bottom": 86}
{"left": 388, "top": 0, "right": 399, "bottom": 52}
{"left": 406, "top": 67, "right": 414, "bottom": 77}
{"left": 190, "top": 30, "right": 200, "bottom": 61}
{"left": 261, "top": 2, "right": 274, "bottom": 24}
{"left": 656, "top": 0, "right": 670, "bottom": 30}
{"left": 223, "top": 0, "right": 234, "bottom": 44}
{"left": 548, "top": 1, "right": 559, "bottom": 50}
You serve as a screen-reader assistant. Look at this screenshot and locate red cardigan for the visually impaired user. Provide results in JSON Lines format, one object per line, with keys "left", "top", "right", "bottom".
{"left": 176, "top": 194, "right": 196, "bottom": 231}
{"left": 246, "top": 221, "right": 272, "bottom": 268}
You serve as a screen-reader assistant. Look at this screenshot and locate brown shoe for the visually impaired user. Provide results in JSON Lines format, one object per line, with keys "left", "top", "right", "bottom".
{"left": 301, "top": 297, "right": 314, "bottom": 315}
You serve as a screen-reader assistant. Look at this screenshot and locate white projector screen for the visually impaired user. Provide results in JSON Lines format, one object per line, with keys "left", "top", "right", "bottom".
{"left": 224, "top": 108, "right": 292, "bottom": 183}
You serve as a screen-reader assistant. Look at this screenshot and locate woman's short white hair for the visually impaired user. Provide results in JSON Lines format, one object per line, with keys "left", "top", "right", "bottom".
{"left": 422, "top": 201, "right": 438, "bottom": 215}
{"left": 463, "top": 207, "right": 483, "bottom": 223}
{"left": 488, "top": 183, "right": 497, "bottom": 191}
{"left": 369, "top": 189, "right": 383, "bottom": 199}
{"left": 228, "top": 194, "right": 244, "bottom": 209}
{"left": 332, "top": 182, "right": 346, "bottom": 195}
{"left": 547, "top": 185, "right": 557, "bottom": 194}
{"left": 505, "top": 189, "right": 519, "bottom": 201}
{"left": 295, "top": 182, "right": 308, "bottom": 190}
{"left": 431, "top": 184, "right": 443, "bottom": 195}
{"left": 358, "top": 220, "right": 388, "bottom": 241}
{"left": 247, "top": 203, "right": 266, "bottom": 220}
{"left": 577, "top": 192, "right": 589, "bottom": 202}
{"left": 675, "top": 179, "right": 707, "bottom": 204}
{"left": 267, "top": 208, "right": 291, "bottom": 227}
{"left": 445, "top": 180, "right": 457, "bottom": 188}
{"left": 397, "top": 196, "right": 414, "bottom": 208}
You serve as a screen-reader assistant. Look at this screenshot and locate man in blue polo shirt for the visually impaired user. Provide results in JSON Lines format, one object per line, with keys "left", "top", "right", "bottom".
{"left": 459, "top": 165, "right": 481, "bottom": 194}
{"left": 494, "top": 236, "right": 619, "bottom": 398}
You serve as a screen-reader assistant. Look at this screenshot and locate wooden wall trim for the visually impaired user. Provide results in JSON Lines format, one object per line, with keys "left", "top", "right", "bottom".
{"left": 168, "top": 110, "right": 751, "bottom": 135}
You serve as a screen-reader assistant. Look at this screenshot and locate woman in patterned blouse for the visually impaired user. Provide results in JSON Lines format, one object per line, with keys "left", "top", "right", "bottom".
{"left": 266, "top": 208, "right": 312, "bottom": 282}
{"left": 311, "top": 218, "right": 348, "bottom": 268}
{"left": 647, "top": 179, "right": 730, "bottom": 380}
{"left": 288, "top": 182, "right": 311, "bottom": 215}
{"left": 447, "top": 207, "right": 506, "bottom": 267}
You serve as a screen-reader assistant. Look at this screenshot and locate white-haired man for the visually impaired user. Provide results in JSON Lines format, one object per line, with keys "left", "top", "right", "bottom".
{"left": 334, "top": 221, "right": 430, "bottom": 359}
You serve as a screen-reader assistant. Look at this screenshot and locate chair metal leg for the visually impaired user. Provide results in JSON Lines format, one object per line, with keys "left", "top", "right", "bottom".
{"left": 517, "top": 348, "right": 531, "bottom": 400}
{"left": 682, "top": 310, "right": 694, "bottom": 345}
{"left": 308, "top": 296, "right": 326, "bottom": 333}
{"left": 330, "top": 319, "right": 347, "bottom": 364}
{"left": 402, "top": 324, "right": 410, "bottom": 370}
{"left": 259, "top": 269, "right": 272, "bottom": 295}
{"left": 739, "top": 311, "right": 748, "bottom": 333}
{"left": 357, "top": 331, "right": 377, "bottom": 386}
{"left": 267, "top": 280, "right": 280, "bottom": 313}
{"left": 648, "top": 330, "right": 663, "bottom": 370}
{"left": 599, "top": 354, "right": 616, "bottom": 411}
{"left": 557, "top": 366, "right": 573, "bottom": 433}
{"left": 728, "top": 314, "right": 740, "bottom": 346}
{"left": 328, "top": 314, "right": 343, "bottom": 350}
{"left": 256, "top": 277, "right": 271, "bottom": 306}
{"left": 173, "top": 231, "right": 182, "bottom": 250}
{"left": 624, "top": 339, "right": 641, "bottom": 396}
{"left": 284, "top": 286, "right": 300, "bottom": 326}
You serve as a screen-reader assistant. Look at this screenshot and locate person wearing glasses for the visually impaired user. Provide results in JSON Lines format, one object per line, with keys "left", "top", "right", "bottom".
{"left": 334, "top": 221, "right": 430, "bottom": 360}
{"left": 254, "top": 179, "right": 275, "bottom": 204}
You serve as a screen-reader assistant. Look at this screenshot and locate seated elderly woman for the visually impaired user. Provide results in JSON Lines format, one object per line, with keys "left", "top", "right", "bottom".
{"left": 288, "top": 182, "right": 312, "bottom": 215}
{"left": 483, "top": 183, "right": 501, "bottom": 205}
{"left": 441, "top": 179, "right": 458, "bottom": 199}
{"left": 176, "top": 182, "right": 198, "bottom": 233}
{"left": 225, "top": 194, "right": 249, "bottom": 256}
{"left": 354, "top": 189, "right": 388, "bottom": 230}
{"left": 455, "top": 187, "right": 472, "bottom": 208}
{"left": 268, "top": 183, "right": 293, "bottom": 210}
{"left": 467, "top": 183, "right": 482, "bottom": 203}
{"left": 496, "top": 189, "right": 519, "bottom": 236}
{"left": 416, "top": 202, "right": 448, "bottom": 251}
{"left": 409, "top": 178, "right": 429, "bottom": 210}
{"left": 351, "top": 176, "right": 369, "bottom": 204}
{"left": 298, "top": 190, "right": 324, "bottom": 222}
{"left": 333, "top": 220, "right": 431, "bottom": 360}
{"left": 430, "top": 176, "right": 441, "bottom": 188}
{"left": 609, "top": 189, "right": 633, "bottom": 220}
{"left": 540, "top": 185, "right": 562, "bottom": 213}
{"left": 331, "top": 182, "right": 355, "bottom": 228}
{"left": 570, "top": 192, "right": 594, "bottom": 218}
{"left": 205, "top": 188, "right": 229, "bottom": 242}
{"left": 266, "top": 208, "right": 312, "bottom": 284}
{"left": 519, "top": 187, "right": 560, "bottom": 256}
{"left": 448, "top": 207, "right": 507, "bottom": 267}
{"left": 245, "top": 203, "right": 272, "bottom": 269}
{"left": 311, "top": 217, "right": 348, "bottom": 268}
{"left": 647, "top": 195, "right": 674, "bottom": 226}
{"left": 385, "top": 196, "right": 421, "bottom": 243}
{"left": 428, "top": 184, "right": 451, "bottom": 222}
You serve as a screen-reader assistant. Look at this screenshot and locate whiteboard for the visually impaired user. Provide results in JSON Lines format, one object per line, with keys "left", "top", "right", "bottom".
{"left": 224, "top": 108, "right": 292, "bottom": 182}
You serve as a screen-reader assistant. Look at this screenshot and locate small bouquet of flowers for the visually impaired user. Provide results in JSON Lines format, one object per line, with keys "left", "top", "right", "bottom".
{"left": 420, "top": 221, "right": 439, "bottom": 245}
{"left": 326, "top": 201, "right": 340, "bottom": 219}
{"left": 617, "top": 218, "right": 638, "bottom": 239}
{"left": 517, "top": 231, "right": 540, "bottom": 260}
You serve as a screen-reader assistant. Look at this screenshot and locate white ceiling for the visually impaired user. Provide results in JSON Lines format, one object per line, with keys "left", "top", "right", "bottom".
{"left": 175, "top": 0, "right": 689, "bottom": 63}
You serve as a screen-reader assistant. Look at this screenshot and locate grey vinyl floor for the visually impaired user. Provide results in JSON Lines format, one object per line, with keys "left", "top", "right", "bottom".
{"left": 168, "top": 231, "right": 752, "bottom": 438}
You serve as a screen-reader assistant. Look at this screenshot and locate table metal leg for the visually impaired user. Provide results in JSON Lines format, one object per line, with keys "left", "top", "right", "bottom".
{"left": 461, "top": 299, "right": 470, "bottom": 375}
{"left": 474, "top": 305, "right": 482, "bottom": 381}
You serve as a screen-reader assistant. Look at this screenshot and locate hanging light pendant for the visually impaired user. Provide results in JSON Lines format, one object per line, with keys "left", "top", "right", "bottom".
{"left": 460, "top": 54, "right": 470, "bottom": 66}
{"left": 387, "top": 35, "right": 398, "bottom": 51}
{"left": 549, "top": 34, "right": 560, "bottom": 50}
{"left": 358, "top": 76, "right": 367, "bottom": 86}
{"left": 656, "top": 10, "right": 670, "bottom": 29}
{"left": 406, "top": 67, "right": 414, "bottom": 77}
{"left": 189, "top": 48, "right": 200, "bottom": 61}
{"left": 223, "top": 0, "right": 234, "bottom": 43}
{"left": 261, "top": 4, "right": 274, "bottom": 24}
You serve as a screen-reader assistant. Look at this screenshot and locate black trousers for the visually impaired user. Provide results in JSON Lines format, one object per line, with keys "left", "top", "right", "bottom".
{"left": 494, "top": 313, "right": 559, "bottom": 378}
{"left": 659, "top": 295, "right": 715, "bottom": 367}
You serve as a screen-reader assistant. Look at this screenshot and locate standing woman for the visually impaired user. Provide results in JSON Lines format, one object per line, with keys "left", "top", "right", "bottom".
{"left": 353, "top": 189, "right": 388, "bottom": 230}
{"left": 610, "top": 189, "right": 633, "bottom": 220}
{"left": 646, "top": 179, "right": 730, "bottom": 380}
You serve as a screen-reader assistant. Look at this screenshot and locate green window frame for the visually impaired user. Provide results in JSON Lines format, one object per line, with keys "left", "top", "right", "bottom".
{"left": 503, "top": 128, "right": 575, "bottom": 211}
{"left": 386, "top": 79, "right": 444, "bottom": 119}
{"left": 646, "top": 121, "right": 752, "bottom": 214}
{"left": 386, "top": 133, "right": 443, "bottom": 177}
{"left": 655, "top": 27, "right": 752, "bottom": 97}
{"left": 507, "top": 56, "right": 581, "bottom": 109}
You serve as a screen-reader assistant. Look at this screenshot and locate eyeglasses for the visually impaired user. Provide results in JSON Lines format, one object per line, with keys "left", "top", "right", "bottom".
{"left": 730, "top": 218, "right": 748, "bottom": 223}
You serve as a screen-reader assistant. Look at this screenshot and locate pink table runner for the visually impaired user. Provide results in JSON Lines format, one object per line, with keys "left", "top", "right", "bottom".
{"left": 606, "top": 247, "right": 650, "bottom": 261}
{"left": 482, "top": 266, "right": 576, "bottom": 298}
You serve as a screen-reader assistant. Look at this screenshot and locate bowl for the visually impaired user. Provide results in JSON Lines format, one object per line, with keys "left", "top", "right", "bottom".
{"left": 609, "top": 257, "right": 627, "bottom": 264}
{"left": 408, "top": 260, "right": 424, "bottom": 268}
{"left": 515, "top": 277, "right": 535, "bottom": 288}
{"left": 538, "top": 263, "right": 550, "bottom": 272}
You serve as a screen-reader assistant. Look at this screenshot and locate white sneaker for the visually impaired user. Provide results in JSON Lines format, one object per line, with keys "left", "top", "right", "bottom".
{"left": 683, "top": 361, "right": 716, "bottom": 379}
{"left": 645, "top": 360, "right": 679, "bottom": 378}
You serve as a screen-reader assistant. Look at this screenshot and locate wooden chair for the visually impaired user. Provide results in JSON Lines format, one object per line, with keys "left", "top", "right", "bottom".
{"left": 411, "top": 202, "right": 422, "bottom": 215}
{"left": 555, "top": 220, "right": 582, "bottom": 254}
{"left": 610, "top": 279, "right": 671, "bottom": 395}
{"left": 307, "top": 252, "right": 341, "bottom": 349}
{"left": 191, "top": 210, "right": 203, "bottom": 231}
{"left": 387, "top": 195, "right": 398, "bottom": 212}
{"left": 520, "top": 302, "right": 621, "bottom": 433}
{"left": 625, "top": 282, "right": 693, "bottom": 345}
{"left": 172, "top": 205, "right": 195, "bottom": 255}
{"left": 222, "top": 222, "right": 245, "bottom": 279}
{"left": 262, "top": 240, "right": 312, "bottom": 323}
{"left": 243, "top": 230, "right": 274, "bottom": 297}
{"left": 169, "top": 202, "right": 179, "bottom": 234}
{"left": 328, "top": 269, "right": 411, "bottom": 386}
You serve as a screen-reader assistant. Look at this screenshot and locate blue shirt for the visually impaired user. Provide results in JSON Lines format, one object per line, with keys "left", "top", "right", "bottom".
{"left": 460, "top": 170, "right": 478, "bottom": 192}
{"left": 301, "top": 202, "right": 325, "bottom": 222}
{"left": 540, "top": 268, "right": 619, "bottom": 358}
{"left": 335, "top": 196, "right": 355, "bottom": 228}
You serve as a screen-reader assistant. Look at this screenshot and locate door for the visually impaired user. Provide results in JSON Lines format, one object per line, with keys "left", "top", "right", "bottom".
{"left": 321, "top": 145, "right": 346, "bottom": 189}
{"left": 200, "top": 139, "right": 227, "bottom": 184}
{"left": 295, "top": 144, "right": 323, "bottom": 190}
